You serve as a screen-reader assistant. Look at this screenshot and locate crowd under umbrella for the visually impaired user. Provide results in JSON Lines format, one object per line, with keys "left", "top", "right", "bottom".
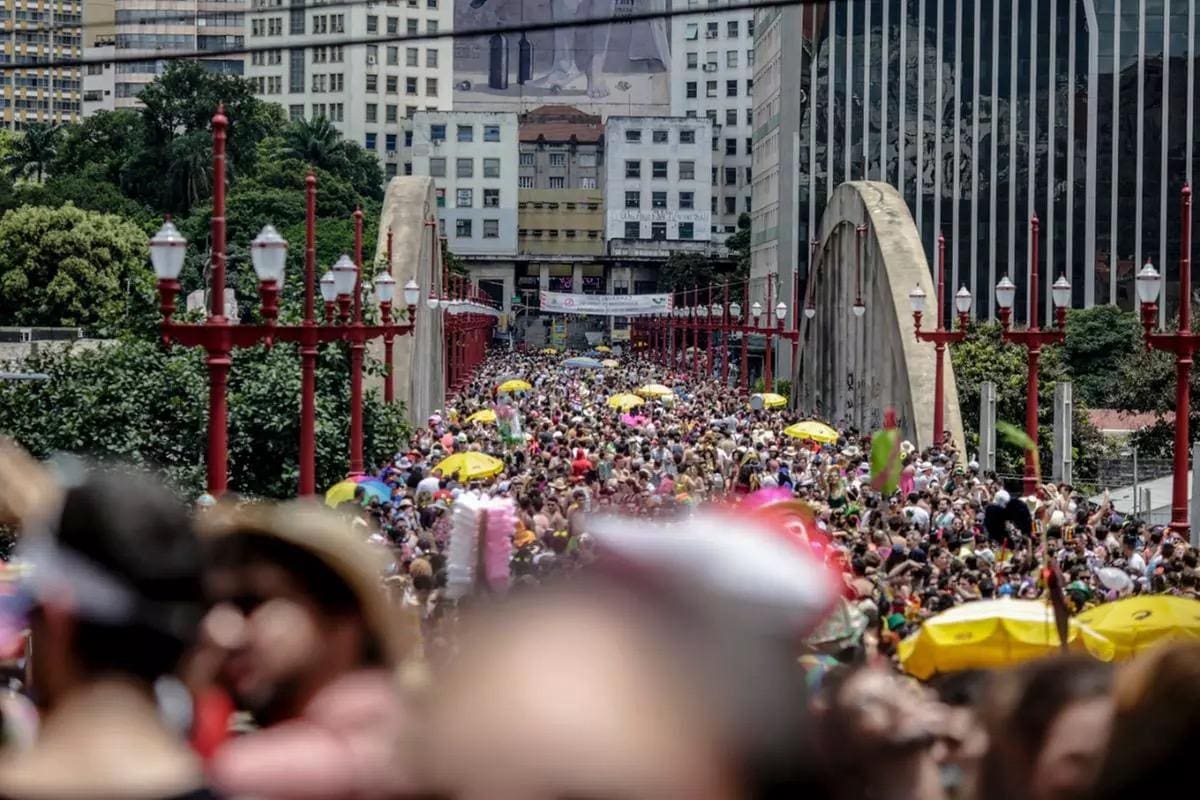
{"left": 783, "top": 420, "right": 839, "bottom": 444}
{"left": 563, "top": 356, "right": 604, "bottom": 370}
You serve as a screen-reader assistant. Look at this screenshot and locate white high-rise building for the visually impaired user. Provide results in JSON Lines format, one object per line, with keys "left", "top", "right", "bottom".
{"left": 244, "top": 0, "right": 454, "bottom": 178}
{"left": 411, "top": 110, "right": 519, "bottom": 255}
{"left": 670, "top": 3, "right": 755, "bottom": 242}
{"left": 604, "top": 116, "right": 713, "bottom": 243}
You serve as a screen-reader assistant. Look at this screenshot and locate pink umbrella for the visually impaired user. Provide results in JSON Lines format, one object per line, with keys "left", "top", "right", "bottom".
{"left": 620, "top": 413, "right": 647, "bottom": 427}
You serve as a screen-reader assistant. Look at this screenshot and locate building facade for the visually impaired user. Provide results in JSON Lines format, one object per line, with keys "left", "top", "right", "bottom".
{"left": 0, "top": 0, "right": 82, "bottom": 128}
{"left": 604, "top": 116, "right": 713, "bottom": 243}
{"left": 244, "top": 0, "right": 453, "bottom": 177}
{"left": 754, "top": 0, "right": 1200, "bottom": 327}
{"left": 412, "top": 110, "right": 519, "bottom": 255}
{"left": 670, "top": 1, "right": 756, "bottom": 242}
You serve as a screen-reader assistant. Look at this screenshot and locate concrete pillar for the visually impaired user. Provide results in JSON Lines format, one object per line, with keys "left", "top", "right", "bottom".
{"left": 1052, "top": 382, "right": 1073, "bottom": 484}
{"left": 538, "top": 263, "right": 549, "bottom": 291}
{"left": 571, "top": 263, "right": 583, "bottom": 294}
{"left": 979, "top": 381, "right": 996, "bottom": 472}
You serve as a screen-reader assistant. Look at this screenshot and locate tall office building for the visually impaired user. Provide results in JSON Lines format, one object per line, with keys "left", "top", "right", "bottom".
{"left": 244, "top": 0, "right": 453, "bottom": 177}
{"left": 754, "top": 0, "right": 1200, "bottom": 326}
{"left": 669, "top": 1, "right": 755, "bottom": 242}
{"left": 0, "top": 0, "right": 83, "bottom": 128}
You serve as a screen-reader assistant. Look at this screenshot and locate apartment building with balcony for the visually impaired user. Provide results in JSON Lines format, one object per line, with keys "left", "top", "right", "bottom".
{"left": 0, "top": 0, "right": 83, "bottom": 128}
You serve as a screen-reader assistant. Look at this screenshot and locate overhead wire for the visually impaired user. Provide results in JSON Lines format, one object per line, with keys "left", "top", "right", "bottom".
{"left": 0, "top": 0, "right": 828, "bottom": 72}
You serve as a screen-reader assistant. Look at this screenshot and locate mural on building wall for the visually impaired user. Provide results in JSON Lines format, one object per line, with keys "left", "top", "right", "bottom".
{"left": 453, "top": 0, "right": 671, "bottom": 117}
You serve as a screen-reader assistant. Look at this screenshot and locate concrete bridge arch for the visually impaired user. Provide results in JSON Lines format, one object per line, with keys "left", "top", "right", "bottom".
{"left": 795, "top": 181, "right": 965, "bottom": 452}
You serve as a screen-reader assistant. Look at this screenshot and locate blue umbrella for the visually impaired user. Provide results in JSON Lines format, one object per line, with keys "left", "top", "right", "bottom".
{"left": 563, "top": 356, "right": 603, "bottom": 369}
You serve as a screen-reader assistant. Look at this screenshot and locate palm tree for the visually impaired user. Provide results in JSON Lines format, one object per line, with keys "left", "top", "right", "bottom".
{"left": 282, "top": 116, "right": 351, "bottom": 172}
{"left": 4, "top": 122, "right": 62, "bottom": 183}
{"left": 166, "top": 130, "right": 215, "bottom": 212}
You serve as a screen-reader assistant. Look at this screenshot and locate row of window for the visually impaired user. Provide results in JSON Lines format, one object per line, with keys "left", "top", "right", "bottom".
{"left": 625, "top": 190, "right": 697, "bottom": 210}
{"left": 518, "top": 176, "right": 598, "bottom": 189}
{"left": 451, "top": 219, "right": 501, "bottom": 239}
{"left": 519, "top": 229, "right": 601, "bottom": 240}
{"left": 364, "top": 14, "right": 439, "bottom": 34}
{"left": 518, "top": 151, "right": 599, "bottom": 167}
{"left": 684, "top": 78, "right": 753, "bottom": 99}
{"left": 622, "top": 159, "right": 702, "bottom": 181}
{"left": 441, "top": 187, "right": 502, "bottom": 208}
{"left": 428, "top": 157, "right": 502, "bottom": 178}
{"left": 365, "top": 44, "right": 438, "bottom": 67}
{"left": 685, "top": 106, "right": 755, "bottom": 129}
{"left": 517, "top": 201, "right": 600, "bottom": 211}
{"left": 685, "top": 49, "right": 754, "bottom": 69}
{"left": 622, "top": 127, "right": 697, "bottom": 145}
{"left": 683, "top": 19, "right": 752, "bottom": 40}
{"left": 114, "top": 33, "right": 192, "bottom": 50}
{"left": 620, "top": 221, "right": 698, "bottom": 240}
{"left": 363, "top": 74, "right": 437, "bottom": 95}
{"left": 365, "top": 132, "right": 401, "bottom": 152}
{"left": 428, "top": 122, "right": 501, "bottom": 142}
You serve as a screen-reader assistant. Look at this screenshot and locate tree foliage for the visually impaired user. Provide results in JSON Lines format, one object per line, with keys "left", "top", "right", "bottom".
{"left": 0, "top": 340, "right": 409, "bottom": 499}
{"left": 725, "top": 213, "right": 752, "bottom": 282}
{"left": 4, "top": 122, "right": 61, "bottom": 183}
{"left": 1059, "top": 305, "right": 1141, "bottom": 406}
{"left": 0, "top": 204, "right": 156, "bottom": 333}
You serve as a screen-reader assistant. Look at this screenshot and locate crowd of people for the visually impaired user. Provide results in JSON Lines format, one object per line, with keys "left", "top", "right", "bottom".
{"left": 0, "top": 345, "right": 1198, "bottom": 799}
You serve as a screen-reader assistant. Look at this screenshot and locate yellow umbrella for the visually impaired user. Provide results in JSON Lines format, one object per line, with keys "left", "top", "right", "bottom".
{"left": 750, "top": 392, "right": 788, "bottom": 410}
{"left": 899, "top": 599, "right": 1115, "bottom": 679}
{"left": 601, "top": 359, "right": 620, "bottom": 368}
{"left": 467, "top": 408, "right": 497, "bottom": 424}
{"left": 541, "top": 347, "right": 558, "bottom": 354}
{"left": 636, "top": 383, "right": 673, "bottom": 398}
{"left": 595, "top": 345, "right": 612, "bottom": 352}
{"left": 607, "top": 392, "right": 646, "bottom": 411}
{"left": 1077, "top": 595, "right": 1200, "bottom": 660}
{"left": 783, "top": 420, "right": 840, "bottom": 444}
{"left": 324, "top": 478, "right": 360, "bottom": 508}
{"left": 435, "top": 452, "right": 505, "bottom": 481}
{"left": 497, "top": 379, "right": 532, "bottom": 393}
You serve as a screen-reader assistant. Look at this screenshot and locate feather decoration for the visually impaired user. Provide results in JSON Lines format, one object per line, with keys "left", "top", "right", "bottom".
{"left": 446, "top": 494, "right": 515, "bottom": 599}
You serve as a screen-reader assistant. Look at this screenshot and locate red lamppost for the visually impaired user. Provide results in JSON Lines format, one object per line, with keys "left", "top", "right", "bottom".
{"left": 721, "top": 284, "right": 730, "bottom": 386}
{"left": 706, "top": 285, "right": 715, "bottom": 377}
{"left": 739, "top": 281, "right": 750, "bottom": 394}
{"left": 150, "top": 107, "right": 420, "bottom": 495}
{"left": 762, "top": 278, "right": 775, "bottom": 392}
{"left": 908, "top": 232, "right": 973, "bottom": 448}
{"left": 1135, "top": 184, "right": 1195, "bottom": 538}
{"left": 994, "top": 215, "right": 1071, "bottom": 497}
{"left": 690, "top": 290, "right": 701, "bottom": 377}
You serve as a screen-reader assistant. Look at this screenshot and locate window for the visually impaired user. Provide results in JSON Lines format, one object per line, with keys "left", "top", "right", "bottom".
{"left": 725, "top": 108, "right": 738, "bottom": 126}
{"left": 724, "top": 196, "right": 736, "bottom": 214}
{"left": 747, "top": 48, "right": 755, "bottom": 66}
{"left": 386, "top": 75, "right": 398, "bottom": 93}
{"left": 726, "top": 50, "right": 738, "bottom": 68}
{"left": 385, "top": 163, "right": 398, "bottom": 178}
{"left": 746, "top": 78, "right": 753, "bottom": 92}
{"left": 428, "top": 20, "right": 438, "bottom": 33}
{"left": 406, "top": 77, "right": 417, "bottom": 94}
{"left": 386, "top": 16, "right": 398, "bottom": 34}
{"left": 519, "top": 152, "right": 535, "bottom": 166}
{"left": 580, "top": 176, "right": 597, "bottom": 189}
{"left": 365, "top": 132, "right": 377, "bottom": 150}
{"left": 366, "top": 15, "right": 378, "bottom": 32}
{"left": 483, "top": 188, "right": 500, "bottom": 207}
{"left": 625, "top": 160, "right": 640, "bottom": 178}
{"left": 625, "top": 129, "right": 641, "bottom": 143}
{"left": 289, "top": 104, "right": 304, "bottom": 120}
{"left": 624, "top": 221, "right": 640, "bottom": 238}
{"left": 387, "top": 46, "right": 399, "bottom": 65}
{"left": 651, "top": 222, "right": 667, "bottom": 240}
{"left": 725, "top": 138, "right": 737, "bottom": 155}
{"left": 430, "top": 124, "right": 446, "bottom": 141}
{"left": 706, "top": 21, "right": 718, "bottom": 37}
{"left": 745, "top": 196, "right": 752, "bottom": 213}
{"left": 386, "top": 105, "right": 398, "bottom": 123}
{"left": 548, "top": 176, "right": 565, "bottom": 188}
{"left": 625, "top": 191, "right": 640, "bottom": 209}
{"left": 457, "top": 124, "right": 473, "bottom": 142}
{"left": 724, "top": 167, "right": 737, "bottom": 185}
{"left": 456, "top": 158, "right": 474, "bottom": 178}
{"left": 289, "top": 47, "right": 305, "bottom": 93}
{"left": 549, "top": 153, "right": 566, "bottom": 166}
{"left": 407, "top": 19, "right": 418, "bottom": 34}
{"left": 456, "top": 188, "right": 473, "bottom": 207}
{"left": 651, "top": 191, "right": 667, "bottom": 209}
{"left": 712, "top": 137, "right": 719, "bottom": 152}
{"left": 483, "top": 158, "right": 500, "bottom": 178}
{"left": 484, "top": 124, "right": 500, "bottom": 142}
{"left": 456, "top": 218, "right": 473, "bottom": 238}
{"left": 429, "top": 157, "right": 446, "bottom": 177}
{"left": 651, "top": 160, "right": 668, "bottom": 179}
{"left": 427, "top": 48, "right": 438, "bottom": 67}
{"left": 680, "top": 129, "right": 695, "bottom": 144}
{"left": 706, "top": 50, "right": 718, "bottom": 67}
{"left": 565, "top": 230, "right": 577, "bottom": 239}
{"left": 685, "top": 22, "right": 698, "bottom": 40}
{"left": 519, "top": 175, "right": 535, "bottom": 188}
{"left": 727, "top": 20, "right": 738, "bottom": 36}
{"left": 405, "top": 130, "right": 413, "bottom": 146}
{"left": 478, "top": 218, "right": 500, "bottom": 240}
{"left": 726, "top": 80, "right": 737, "bottom": 97}
{"left": 406, "top": 47, "right": 419, "bottom": 66}
{"left": 679, "top": 222, "right": 695, "bottom": 240}
{"left": 686, "top": 81, "right": 697, "bottom": 99}
{"left": 745, "top": 137, "right": 753, "bottom": 154}
{"left": 365, "top": 103, "right": 377, "bottom": 123}
{"left": 706, "top": 80, "right": 717, "bottom": 98}
{"left": 366, "top": 74, "right": 378, "bottom": 92}
{"left": 679, "top": 160, "right": 695, "bottom": 180}
{"left": 747, "top": 19, "right": 754, "bottom": 35}
{"left": 652, "top": 129, "right": 668, "bottom": 143}
{"left": 686, "top": 52, "right": 697, "bottom": 68}
{"left": 679, "top": 191, "right": 694, "bottom": 209}
{"left": 385, "top": 133, "right": 397, "bottom": 152}
{"left": 425, "top": 77, "right": 438, "bottom": 95}
{"left": 711, "top": 196, "right": 718, "bottom": 213}
{"left": 706, "top": 109, "right": 718, "bottom": 122}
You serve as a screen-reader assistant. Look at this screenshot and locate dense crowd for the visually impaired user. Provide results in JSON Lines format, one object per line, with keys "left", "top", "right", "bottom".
{"left": 0, "top": 346, "right": 1198, "bottom": 799}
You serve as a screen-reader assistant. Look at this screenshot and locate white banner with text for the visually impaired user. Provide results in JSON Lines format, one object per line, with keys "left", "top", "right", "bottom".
{"left": 538, "top": 290, "right": 674, "bottom": 317}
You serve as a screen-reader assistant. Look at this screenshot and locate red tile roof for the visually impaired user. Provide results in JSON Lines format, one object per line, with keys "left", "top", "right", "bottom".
{"left": 519, "top": 105, "right": 604, "bottom": 143}
{"left": 1087, "top": 408, "right": 1174, "bottom": 433}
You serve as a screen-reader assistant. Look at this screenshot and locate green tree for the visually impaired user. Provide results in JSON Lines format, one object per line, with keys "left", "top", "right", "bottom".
{"left": 1060, "top": 305, "right": 1141, "bottom": 407}
{"left": 4, "top": 122, "right": 62, "bottom": 183}
{"left": 0, "top": 204, "right": 156, "bottom": 333}
{"left": 0, "top": 339, "right": 409, "bottom": 499}
{"left": 50, "top": 109, "right": 144, "bottom": 189}
{"left": 725, "top": 213, "right": 752, "bottom": 281}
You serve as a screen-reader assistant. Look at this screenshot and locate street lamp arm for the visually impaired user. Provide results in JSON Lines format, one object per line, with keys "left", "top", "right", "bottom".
{"left": 1000, "top": 328, "right": 1065, "bottom": 348}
